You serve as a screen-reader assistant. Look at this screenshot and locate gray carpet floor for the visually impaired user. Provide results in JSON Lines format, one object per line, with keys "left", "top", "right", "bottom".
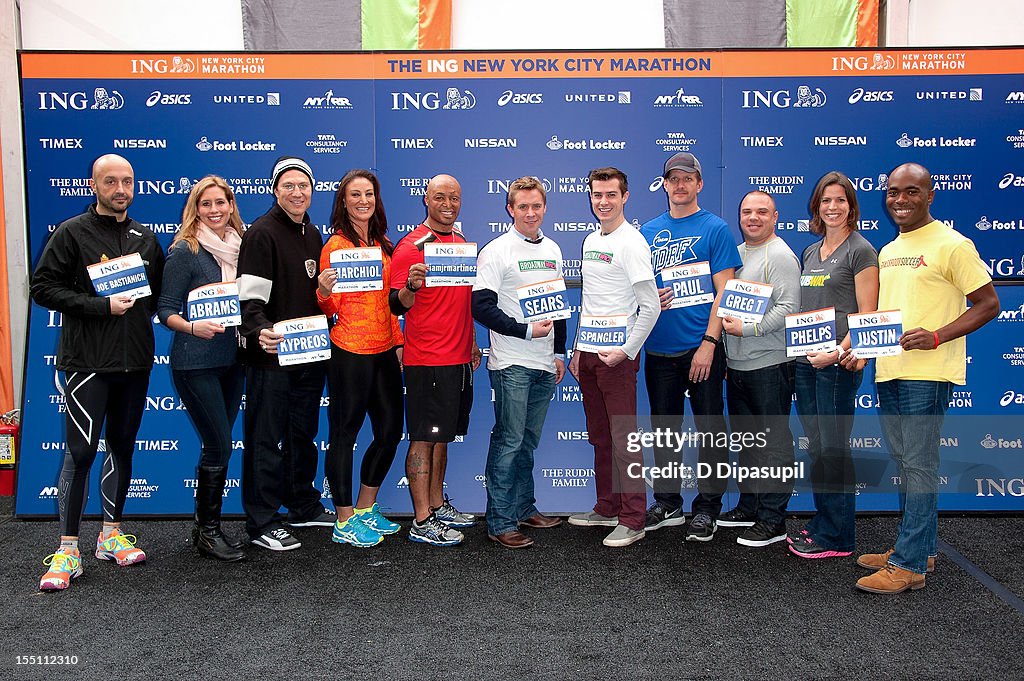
{"left": 1, "top": 505, "right": 1021, "bottom": 680}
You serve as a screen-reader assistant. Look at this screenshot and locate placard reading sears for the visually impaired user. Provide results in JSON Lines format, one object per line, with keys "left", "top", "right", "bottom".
{"left": 662, "top": 261, "right": 714, "bottom": 309}
{"left": 577, "top": 314, "right": 627, "bottom": 353}
{"left": 187, "top": 281, "right": 241, "bottom": 326}
{"left": 87, "top": 253, "right": 151, "bottom": 300}
{"left": 273, "top": 315, "right": 331, "bottom": 367}
{"left": 849, "top": 310, "right": 903, "bottom": 358}
{"left": 786, "top": 307, "right": 837, "bottom": 357}
{"left": 517, "top": 278, "right": 571, "bottom": 322}
{"left": 424, "top": 242, "right": 477, "bottom": 287}
{"left": 329, "top": 247, "right": 383, "bottom": 293}
{"left": 717, "top": 279, "right": 773, "bottom": 323}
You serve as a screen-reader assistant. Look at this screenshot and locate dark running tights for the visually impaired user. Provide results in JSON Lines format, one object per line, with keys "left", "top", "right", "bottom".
{"left": 325, "top": 347, "right": 404, "bottom": 508}
{"left": 57, "top": 371, "right": 150, "bottom": 537}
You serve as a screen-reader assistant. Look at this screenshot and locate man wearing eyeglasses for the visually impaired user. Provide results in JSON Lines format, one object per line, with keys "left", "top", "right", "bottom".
{"left": 237, "top": 156, "right": 334, "bottom": 552}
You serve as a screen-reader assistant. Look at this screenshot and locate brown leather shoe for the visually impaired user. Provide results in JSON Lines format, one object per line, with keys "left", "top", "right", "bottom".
{"left": 855, "top": 565, "right": 926, "bottom": 594}
{"left": 488, "top": 530, "right": 535, "bottom": 549}
{"left": 857, "top": 548, "right": 935, "bottom": 573}
{"left": 519, "top": 513, "right": 563, "bottom": 529}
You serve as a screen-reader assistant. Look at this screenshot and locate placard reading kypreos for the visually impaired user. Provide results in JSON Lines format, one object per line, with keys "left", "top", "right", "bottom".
{"left": 87, "top": 253, "right": 151, "bottom": 300}
{"left": 517, "top": 278, "right": 571, "bottom": 322}
{"left": 273, "top": 315, "right": 331, "bottom": 367}
{"left": 187, "top": 281, "right": 241, "bottom": 326}
{"left": 424, "top": 242, "right": 477, "bottom": 287}
{"left": 786, "top": 307, "right": 838, "bottom": 357}
{"left": 576, "top": 314, "right": 628, "bottom": 353}
{"left": 717, "top": 279, "right": 773, "bottom": 323}
{"left": 663, "top": 261, "right": 714, "bottom": 309}
{"left": 330, "top": 247, "right": 383, "bottom": 292}
{"left": 849, "top": 310, "right": 903, "bottom": 358}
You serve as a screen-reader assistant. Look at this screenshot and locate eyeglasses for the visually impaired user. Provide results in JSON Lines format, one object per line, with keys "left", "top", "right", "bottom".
{"left": 280, "top": 182, "right": 311, "bottom": 193}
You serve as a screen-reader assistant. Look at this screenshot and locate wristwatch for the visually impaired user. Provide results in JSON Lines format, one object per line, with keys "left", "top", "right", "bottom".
{"left": 702, "top": 334, "right": 720, "bottom": 346}
{"left": 405, "top": 279, "right": 420, "bottom": 292}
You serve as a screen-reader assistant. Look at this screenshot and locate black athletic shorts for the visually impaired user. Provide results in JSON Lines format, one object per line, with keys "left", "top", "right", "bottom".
{"left": 404, "top": 363, "right": 473, "bottom": 442}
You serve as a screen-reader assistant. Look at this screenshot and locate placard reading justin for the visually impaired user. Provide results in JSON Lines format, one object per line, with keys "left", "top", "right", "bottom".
{"left": 848, "top": 310, "right": 904, "bottom": 358}
{"left": 329, "top": 247, "right": 383, "bottom": 293}
{"left": 662, "top": 261, "right": 715, "bottom": 309}
{"left": 517, "top": 278, "right": 572, "bottom": 323}
{"left": 424, "top": 242, "right": 477, "bottom": 287}
{"left": 187, "top": 281, "right": 241, "bottom": 327}
{"left": 87, "top": 253, "right": 151, "bottom": 300}
{"left": 273, "top": 315, "right": 331, "bottom": 367}
{"left": 717, "top": 279, "right": 773, "bottom": 323}
{"left": 576, "top": 314, "right": 628, "bottom": 353}
{"left": 785, "top": 307, "right": 838, "bottom": 357}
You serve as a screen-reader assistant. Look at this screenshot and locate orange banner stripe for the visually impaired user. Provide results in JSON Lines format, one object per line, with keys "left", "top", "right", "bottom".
{"left": 418, "top": 0, "right": 451, "bottom": 50}
{"left": 856, "top": 0, "right": 880, "bottom": 47}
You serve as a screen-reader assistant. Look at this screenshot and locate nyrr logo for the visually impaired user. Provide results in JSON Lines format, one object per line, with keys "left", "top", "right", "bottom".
{"left": 38, "top": 486, "right": 59, "bottom": 499}
{"left": 497, "top": 90, "right": 542, "bottom": 106}
{"left": 130, "top": 56, "right": 196, "bottom": 74}
{"left": 1007, "top": 92, "right": 1024, "bottom": 104}
{"left": 741, "top": 85, "right": 826, "bottom": 109}
{"left": 38, "top": 87, "right": 124, "bottom": 111}
{"left": 303, "top": 89, "right": 352, "bottom": 109}
{"left": 391, "top": 87, "right": 476, "bottom": 110}
{"left": 997, "top": 304, "right": 1024, "bottom": 321}
{"left": 146, "top": 91, "right": 192, "bottom": 107}
{"left": 653, "top": 88, "right": 704, "bottom": 107}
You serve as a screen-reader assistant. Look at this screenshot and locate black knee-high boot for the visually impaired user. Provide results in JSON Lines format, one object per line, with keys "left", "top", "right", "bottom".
{"left": 194, "top": 466, "right": 246, "bottom": 562}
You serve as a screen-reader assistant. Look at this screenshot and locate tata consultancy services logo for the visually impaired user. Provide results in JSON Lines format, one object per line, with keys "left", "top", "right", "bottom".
{"left": 653, "top": 88, "right": 704, "bottom": 108}
{"left": 391, "top": 87, "right": 476, "bottom": 110}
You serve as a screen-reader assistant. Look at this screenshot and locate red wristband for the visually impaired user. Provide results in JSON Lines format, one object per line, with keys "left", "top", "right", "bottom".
{"left": 933, "top": 331, "right": 941, "bottom": 348}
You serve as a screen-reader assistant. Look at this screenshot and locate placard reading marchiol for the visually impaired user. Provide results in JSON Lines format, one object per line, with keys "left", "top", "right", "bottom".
{"left": 785, "top": 307, "right": 837, "bottom": 357}
{"left": 187, "top": 281, "right": 241, "bottom": 326}
{"left": 86, "top": 253, "right": 150, "bottom": 300}
{"left": 274, "top": 315, "right": 331, "bottom": 367}
{"left": 662, "top": 262, "right": 714, "bottom": 309}
{"left": 849, "top": 310, "right": 903, "bottom": 358}
{"left": 424, "top": 242, "right": 477, "bottom": 287}
{"left": 330, "top": 247, "right": 383, "bottom": 293}
{"left": 717, "top": 279, "right": 773, "bottom": 323}
{"left": 517, "top": 278, "right": 571, "bottom": 322}
{"left": 577, "top": 314, "right": 627, "bottom": 352}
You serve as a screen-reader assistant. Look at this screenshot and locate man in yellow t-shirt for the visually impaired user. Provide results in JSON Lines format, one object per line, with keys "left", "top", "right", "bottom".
{"left": 846, "top": 163, "right": 998, "bottom": 594}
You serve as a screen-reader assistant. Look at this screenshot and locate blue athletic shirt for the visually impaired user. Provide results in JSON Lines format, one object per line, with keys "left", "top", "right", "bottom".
{"left": 639, "top": 209, "right": 741, "bottom": 354}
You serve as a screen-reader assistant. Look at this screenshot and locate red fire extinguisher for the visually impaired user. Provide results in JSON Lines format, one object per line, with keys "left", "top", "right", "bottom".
{"left": 0, "top": 409, "right": 19, "bottom": 496}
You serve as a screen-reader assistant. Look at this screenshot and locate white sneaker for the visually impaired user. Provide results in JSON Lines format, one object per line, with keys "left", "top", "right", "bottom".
{"left": 602, "top": 524, "right": 646, "bottom": 547}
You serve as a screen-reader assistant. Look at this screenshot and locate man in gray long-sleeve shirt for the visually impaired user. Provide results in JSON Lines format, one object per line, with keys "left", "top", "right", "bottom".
{"left": 720, "top": 191, "right": 800, "bottom": 547}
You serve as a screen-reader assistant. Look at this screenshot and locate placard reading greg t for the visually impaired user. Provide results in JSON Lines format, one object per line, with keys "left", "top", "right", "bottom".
{"left": 717, "top": 279, "right": 773, "bottom": 323}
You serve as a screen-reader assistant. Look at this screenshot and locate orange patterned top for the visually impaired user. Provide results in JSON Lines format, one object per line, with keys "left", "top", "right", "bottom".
{"left": 317, "top": 234, "right": 404, "bottom": 354}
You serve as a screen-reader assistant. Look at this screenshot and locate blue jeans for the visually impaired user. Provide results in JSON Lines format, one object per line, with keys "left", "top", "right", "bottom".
{"left": 173, "top": 364, "right": 244, "bottom": 468}
{"left": 726, "top": 362, "right": 796, "bottom": 528}
{"left": 485, "top": 365, "right": 556, "bottom": 536}
{"left": 877, "top": 379, "right": 952, "bottom": 574}
{"left": 794, "top": 362, "right": 863, "bottom": 552}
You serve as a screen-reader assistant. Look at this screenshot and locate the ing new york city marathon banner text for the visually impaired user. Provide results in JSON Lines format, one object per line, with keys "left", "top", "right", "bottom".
{"left": 15, "top": 48, "right": 1024, "bottom": 515}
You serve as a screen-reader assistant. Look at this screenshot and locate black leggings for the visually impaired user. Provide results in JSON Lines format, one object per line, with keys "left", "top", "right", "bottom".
{"left": 325, "top": 347, "right": 403, "bottom": 508}
{"left": 58, "top": 371, "right": 150, "bottom": 537}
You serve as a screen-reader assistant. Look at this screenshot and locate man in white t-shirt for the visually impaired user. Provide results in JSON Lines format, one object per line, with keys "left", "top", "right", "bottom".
{"left": 472, "top": 177, "right": 567, "bottom": 549}
{"left": 567, "top": 167, "right": 661, "bottom": 547}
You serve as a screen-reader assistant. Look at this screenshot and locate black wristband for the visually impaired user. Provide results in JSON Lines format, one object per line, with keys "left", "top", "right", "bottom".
{"left": 702, "top": 334, "right": 719, "bottom": 346}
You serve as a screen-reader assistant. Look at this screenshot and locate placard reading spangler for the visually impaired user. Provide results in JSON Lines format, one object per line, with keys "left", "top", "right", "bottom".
{"left": 576, "top": 314, "right": 627, "bottom": 353}
{"left": 187, "top": 281, "right": 241, "bottom": 327}
{"left": 330, "top": 247, "right": 383, "bottom": 293}
{"left": 517, "top": 278, "right": 571, "bottom": 322}
{"left": 717, "top": 279, "right": 773, "bottom": 323}
{"left": 785, "top": 307, "right": 837, "bottom": 357}
{"left": 274, "top": 315, "right": 331, "bottom": 367}
{"left": 424, "top": 242, "right": 477, "bottom": 287}
{"left": 87, "top": 253, "right": 151, "bottom": 300}
{"left": 849, "top": 310, "right": 903, "bottom": 358}
{"left": 662, "top": 261, "right": 714, "bottom": 309}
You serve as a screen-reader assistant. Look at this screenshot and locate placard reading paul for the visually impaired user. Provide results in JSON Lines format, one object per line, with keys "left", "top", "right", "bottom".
{"left": 424, "top": 242, "right": 477, "bottom": 287}
{"left": 330, "top": 247, "right": 383, "bottom": 293}
{"left": 849, "top": 310, "right": 903, "bottom": 358}
{"left": 187, "top": 281, "right": 241, "bottom": 326}
{"left": 517, "top": 278, "right": 571, "bottom": 322}
{"left": 273, "top": 315, "right": 331, "bottom": 367}
{"left": 717, "top": 279, "right": 773, "bottom": 323}
{"left": 576, "top": 314, "right": 627, "bottom": 353}
{"left": 785, "top": 307, "right": 837, "bottom": 357}
{"left": 662, "top": 261, "right": 714, "bottom": 309}
{"left": 87, "top": 253, "right": 151, "bottom": 300}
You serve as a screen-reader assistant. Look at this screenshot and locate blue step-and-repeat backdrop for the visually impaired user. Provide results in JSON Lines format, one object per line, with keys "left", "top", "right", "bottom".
{"left": 15, "top": 48, "right": 1024, "bottom": 515}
